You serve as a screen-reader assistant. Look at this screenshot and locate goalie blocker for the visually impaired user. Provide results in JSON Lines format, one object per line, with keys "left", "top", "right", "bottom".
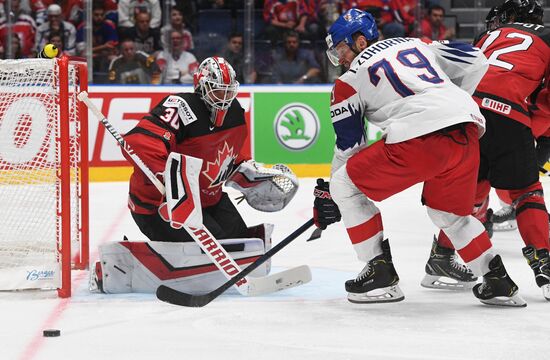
{"left": 90, "top": 224, "right": 274, "bottom": 294}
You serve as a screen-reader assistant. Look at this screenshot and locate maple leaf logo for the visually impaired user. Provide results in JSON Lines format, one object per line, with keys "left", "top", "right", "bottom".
{"left": 203, "top": 141, "right": 237, "bottom": 188}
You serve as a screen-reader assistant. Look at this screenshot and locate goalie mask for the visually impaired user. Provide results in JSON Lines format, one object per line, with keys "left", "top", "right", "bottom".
{"left": 193, "top": 56, "right": 240, "bottom": 127}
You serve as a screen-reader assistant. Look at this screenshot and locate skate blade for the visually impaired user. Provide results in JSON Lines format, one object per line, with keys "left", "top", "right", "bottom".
{"left": 347, "top": 285, "right": 405, "bottom": 304}
{"left": 493, "top": 221, "right": 517, "bottom": 232}
{"left": 479, "top": 293, "right": 527, "bottom": 307}
{"left": 421, "top": 274, "right": 476, "bottom": 291}
{"left": 542, "top": 284, "right": 550, "bottom": 301}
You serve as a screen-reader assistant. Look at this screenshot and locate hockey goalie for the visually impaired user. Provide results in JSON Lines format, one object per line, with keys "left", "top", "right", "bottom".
{"left": 90, "top": 57, "right": 298, "bottom": 294}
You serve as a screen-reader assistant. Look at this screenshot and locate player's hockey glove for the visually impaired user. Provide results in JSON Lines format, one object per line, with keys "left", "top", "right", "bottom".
{"left": 313, "top": 178, "right": 341, "bottom": 230}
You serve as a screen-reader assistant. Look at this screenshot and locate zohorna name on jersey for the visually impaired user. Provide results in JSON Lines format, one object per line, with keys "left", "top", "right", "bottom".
{"left": 352, "top": 38, "right": 414, "bottom": 70}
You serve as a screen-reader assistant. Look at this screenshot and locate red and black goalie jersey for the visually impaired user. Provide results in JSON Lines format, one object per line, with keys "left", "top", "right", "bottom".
{"left": 123, "top": 92, "right": 249, "bottom": 215}
{"left": 473, "top": 23, "right": 550, "bottom": 127}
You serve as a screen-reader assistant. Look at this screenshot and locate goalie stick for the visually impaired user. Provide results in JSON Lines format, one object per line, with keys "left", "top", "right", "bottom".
{"left": 77, "top": 91, "right": 311, "bottom": 297}
{"left": 156, "top": 218, "right": 314, "bottom": 307}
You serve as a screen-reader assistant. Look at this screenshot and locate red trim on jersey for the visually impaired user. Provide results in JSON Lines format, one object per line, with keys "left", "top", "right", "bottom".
{"left": 457, "top": 233, "right": 492, "bottom": 263}
{"left": 474, "top": 26, "right": 550, "bottom": 128}
{"left": 331, "top": 79, "right": 357, "bottom": 105}
{"left": 120, "top": 242, "right": 259, "bottom": 280}
{"left": 346, "top": 213, "right": 383, "bottom": 245}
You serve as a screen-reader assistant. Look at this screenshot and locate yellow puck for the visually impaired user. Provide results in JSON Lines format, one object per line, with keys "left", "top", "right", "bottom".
{"left": 42, "top": 44, "right": 59, "bottom": 59}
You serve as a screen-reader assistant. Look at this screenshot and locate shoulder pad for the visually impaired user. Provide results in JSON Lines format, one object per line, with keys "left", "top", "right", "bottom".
{"left": 505, "top": 23, "right": 550, "bottom": 46}
{"left": 162, "top": 95, "right": 198, "bottom": 126}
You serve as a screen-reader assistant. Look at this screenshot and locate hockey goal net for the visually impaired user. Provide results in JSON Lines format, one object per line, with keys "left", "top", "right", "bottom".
{"left": 0, "top": 57, "right": 89, "bottom": 298}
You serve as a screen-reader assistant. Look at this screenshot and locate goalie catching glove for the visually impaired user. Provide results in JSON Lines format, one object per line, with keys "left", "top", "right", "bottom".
{"left": 226, "top": 160, "right": 298, "bottom": 212}
{"left": 313, "top": 178, "right": 341, "bottom": 229}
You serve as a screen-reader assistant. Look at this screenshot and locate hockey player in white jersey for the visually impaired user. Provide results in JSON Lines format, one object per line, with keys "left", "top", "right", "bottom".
{"left": 314, "top": 8, "right": 525, "bottom": 306}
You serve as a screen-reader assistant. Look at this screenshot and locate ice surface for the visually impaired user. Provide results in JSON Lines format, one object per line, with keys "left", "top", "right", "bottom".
{"left": 2, "top": 178, "right": 549, "bottom": 360}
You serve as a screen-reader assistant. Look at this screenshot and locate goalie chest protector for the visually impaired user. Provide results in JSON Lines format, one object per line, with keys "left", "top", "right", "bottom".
{"left": 146, "top": 92, "right": 248, "bottom": 207}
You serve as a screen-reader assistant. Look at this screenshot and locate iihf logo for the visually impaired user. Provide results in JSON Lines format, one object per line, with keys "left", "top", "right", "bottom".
{"left": 274, "top": 103, "right": 320, "bottom": 151}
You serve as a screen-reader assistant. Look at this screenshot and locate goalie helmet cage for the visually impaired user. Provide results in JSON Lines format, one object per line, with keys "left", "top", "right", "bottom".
{"left": 0, "top": 56, "right": 89, "bottom": 298}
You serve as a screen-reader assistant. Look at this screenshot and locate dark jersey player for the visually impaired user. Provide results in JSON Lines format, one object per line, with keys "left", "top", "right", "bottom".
{"left": 121, "top": 56, "right": 292, "bottom": 244}
{"left": 89, "top": 57, "right": 300, "bottom": 294}
{"left": 439, "top": 0, "right": 550, "bottom": 300}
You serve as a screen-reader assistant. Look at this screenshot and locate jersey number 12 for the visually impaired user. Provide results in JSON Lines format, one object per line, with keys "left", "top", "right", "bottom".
{"left": 478, "top": 30, "right": 533, "bottom": 70}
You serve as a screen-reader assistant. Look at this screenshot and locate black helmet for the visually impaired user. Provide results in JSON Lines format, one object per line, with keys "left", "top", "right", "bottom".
{"left": 499, "top": 0, "right": 544, "bottom": 25}
{"left": 486, "top": 6, "right": 501, "bottom": 31}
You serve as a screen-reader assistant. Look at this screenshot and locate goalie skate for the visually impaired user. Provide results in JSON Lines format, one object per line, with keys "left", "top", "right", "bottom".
{"left": 346, "top": 239, "right": 404, "bottom": 304}
{"left": 473, "top": 255, "right": 526, "bottom": 307}
{"left": 421, "top": 237, "right": 477, "bottom": 290}
{"left": 522, "top": 246, "right": 550, "bottom": 301}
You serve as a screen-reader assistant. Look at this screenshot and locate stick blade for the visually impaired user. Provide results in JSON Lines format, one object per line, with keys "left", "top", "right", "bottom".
{"left": 307, "top": 228, "right": 322, "bottom": 241}
{"left": 247, "top": 265, "right": 312, "bottom": 296}
{"left": 156, "top": 285, "right": 213, "bottom": 308}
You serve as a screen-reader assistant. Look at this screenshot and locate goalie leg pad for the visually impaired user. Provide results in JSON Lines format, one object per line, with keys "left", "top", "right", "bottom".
{"left": 93, "top": 238, "right": 269, "bottom": 294}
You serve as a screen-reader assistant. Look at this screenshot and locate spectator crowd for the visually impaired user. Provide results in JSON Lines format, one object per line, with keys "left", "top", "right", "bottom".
{"left": 0, "top": 0, "right": 455, "bottom": 84}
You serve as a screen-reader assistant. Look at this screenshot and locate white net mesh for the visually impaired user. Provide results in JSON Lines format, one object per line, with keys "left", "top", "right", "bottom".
{"left": 0, "top": 58, "right": 83, "bottom": 291}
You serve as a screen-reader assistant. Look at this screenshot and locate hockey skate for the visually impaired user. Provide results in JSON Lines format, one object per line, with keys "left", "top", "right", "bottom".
{"left": 346, "top": 239, "right": 404, "bottom": 304}
{"left": 421, "top": 237, "right": 477, "bottom": 290}
{"left": 473, "top": 255, "right": 526, "bottom": 307}
{"left": 491, "top": 205, "right": 517, "bottom": 232}
{"left": 522, "top": 246, "right": 550, "bottom": 301}
{"left": 89, "top": 261, "right": 105, "bottom": 293}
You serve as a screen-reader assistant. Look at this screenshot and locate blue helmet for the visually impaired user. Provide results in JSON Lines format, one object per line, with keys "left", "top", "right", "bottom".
{"left": 326, "top": 8, "right": 379, "bottom": 51}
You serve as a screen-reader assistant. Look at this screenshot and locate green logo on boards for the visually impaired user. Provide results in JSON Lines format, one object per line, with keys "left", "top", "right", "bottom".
{"left": 274, "top": 103, "right": 319, "bottom": 151}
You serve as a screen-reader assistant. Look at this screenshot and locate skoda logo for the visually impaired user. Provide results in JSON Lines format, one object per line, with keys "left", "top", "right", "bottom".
{"left": 274, "top": 103, "right": 320, "bottom": 151}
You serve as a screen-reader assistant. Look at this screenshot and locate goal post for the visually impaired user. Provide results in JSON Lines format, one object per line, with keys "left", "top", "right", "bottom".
{"left": 0, "top": 56, "right": 89, "bottom": 298}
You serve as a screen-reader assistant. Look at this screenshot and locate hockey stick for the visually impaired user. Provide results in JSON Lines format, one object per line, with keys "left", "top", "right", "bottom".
{"left": 77, "top": 91, "right": 311, "bottom": 296}
{"left": 307, "top": 227, "right": 323, "bottom": 241}
{"left": 157, "top": 218, "right": 314, "bottom": 307}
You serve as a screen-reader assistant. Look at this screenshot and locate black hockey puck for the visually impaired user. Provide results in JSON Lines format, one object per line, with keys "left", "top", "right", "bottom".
{"left": 43, "top": 329, "right": 61, "bottom": 337}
